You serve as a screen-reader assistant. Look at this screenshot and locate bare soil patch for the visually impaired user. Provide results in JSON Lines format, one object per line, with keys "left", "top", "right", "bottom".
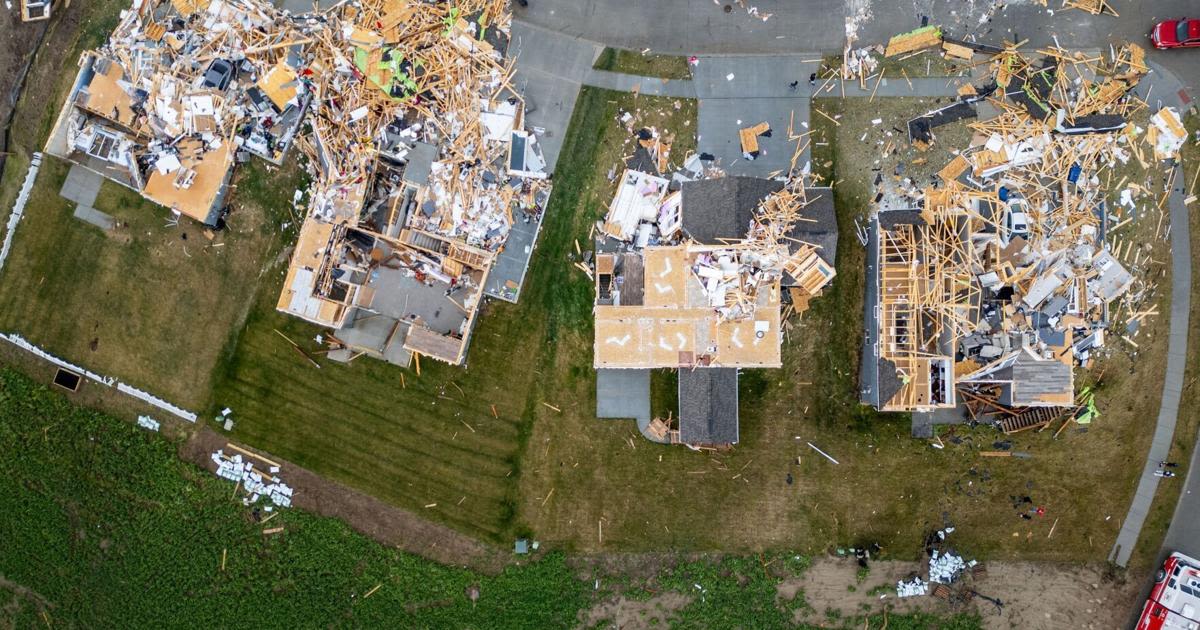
{"left": 580, "top": 592, "right": 692, "bottom": 629}
{"left": 179, "top": 426, "right": 509, "bottom": 574}
{"left": 784, "top": 558, "right": 1141, "bottom": 630}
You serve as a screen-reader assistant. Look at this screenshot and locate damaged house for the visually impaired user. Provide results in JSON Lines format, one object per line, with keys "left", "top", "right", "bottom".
{"left": 46, "top": 0, "right": 312, "bottom": 225}
{"left": 274, "top": 0, "right": 549, "bottom": 368}
{"left": 594, "top": 155, "right": 835, "bottom": 447}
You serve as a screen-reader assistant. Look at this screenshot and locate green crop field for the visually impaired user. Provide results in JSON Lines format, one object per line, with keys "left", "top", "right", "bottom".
{"left": 0, "top": 367, "right": 981, "bottom": 628}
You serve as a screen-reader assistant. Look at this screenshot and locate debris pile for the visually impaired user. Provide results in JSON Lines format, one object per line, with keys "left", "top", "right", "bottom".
{"left": 841, "top": 6, "right": 877, "bottom": 85}
{"left": 136, "top": 415, "right": 161, "bottom": 431}
{"left": 929, "top": 549, "right": 969, "bottom": 584}
{"left": 896, "top": 576, "right": 928, "bottom": 597}
{"left": 1062, "top": 0, "right": 1118, "bottom": 17}
{"left": 597, "top": 130, "right": 834, "bottom": 325}
{"left": 896, "top": 527, "right": 988, "bottom": 598}
{"left": 863, "top": 41, "right": 1172, "bottom": 419}
{"left": 211, "top": 449, "right": 293, "bottom": 509}
{"left": 1150, "top": 107, "right": 1187, "bottom": 160}
{"left": 926, "top": 527, "right": 977, "bottom": 584}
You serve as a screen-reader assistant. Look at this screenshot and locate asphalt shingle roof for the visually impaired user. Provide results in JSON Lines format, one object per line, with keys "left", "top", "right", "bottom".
{"left": 678, "top": 368, "right": 739, "bottom": 445}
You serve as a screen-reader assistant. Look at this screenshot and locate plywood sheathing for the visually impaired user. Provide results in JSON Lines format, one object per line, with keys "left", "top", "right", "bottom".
{"left": 739, "top": 122, "right": 770, "bottom": 154}
{"left": 884, "top": 26, "right": 943, "bottom": 57}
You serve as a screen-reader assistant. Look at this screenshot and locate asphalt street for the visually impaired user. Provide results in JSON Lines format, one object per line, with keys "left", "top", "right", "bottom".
{"left": 514, "top": 0, "right": 1198, "bottom": 94}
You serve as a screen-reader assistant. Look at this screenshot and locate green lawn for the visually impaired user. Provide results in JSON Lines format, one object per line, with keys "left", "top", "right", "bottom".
{"left": 593, "top": 47, "right": 693, "bottom": 80}
{"left": 0, "top": 367, "right": 983, "bottom": 629}
{"left": 0, "top": 158, "right": 302, "bottom": 409}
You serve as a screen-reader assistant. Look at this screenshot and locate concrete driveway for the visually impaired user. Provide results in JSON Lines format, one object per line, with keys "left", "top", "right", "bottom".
{"left": 508, "top": 21, "right": 602, "bottom": 171}
{"left": 691, "top": 56, "right": 819, "bottom": 178}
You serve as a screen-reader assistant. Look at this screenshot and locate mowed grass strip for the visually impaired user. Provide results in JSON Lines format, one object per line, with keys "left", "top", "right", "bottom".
{"left": 1126, "top": 114, "right": 1200, "bottom": 570}
{"left": 592, "top": 47, "right": 693, "bottom": 80}
{"left": 210, "top": 281, "right": 537, "bottom": 541}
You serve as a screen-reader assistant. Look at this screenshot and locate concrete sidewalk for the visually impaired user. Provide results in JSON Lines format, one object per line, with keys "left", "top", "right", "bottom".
{"left": 1108, "top": 61, "right": 1194, "bottom": 568}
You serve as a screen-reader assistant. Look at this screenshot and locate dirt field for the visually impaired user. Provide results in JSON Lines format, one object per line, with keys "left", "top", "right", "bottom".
{"left": 573, "top": 555, "right": 1139, "bottom": 629}
{"left": 581, "top": 592, "right": 693, "bottom": 629}
{"left": 782, "top": 558, "right": 1140, "bottom": 630}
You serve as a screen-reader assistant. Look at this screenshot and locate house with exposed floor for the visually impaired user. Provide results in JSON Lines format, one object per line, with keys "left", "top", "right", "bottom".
{"left": 594, "top": 173, "right": 836, "bottom": 448}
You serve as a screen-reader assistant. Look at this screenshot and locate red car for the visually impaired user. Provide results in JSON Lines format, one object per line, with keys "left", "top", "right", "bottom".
{"left": 1151, "top": 18, "right": 1200, "bottom": 49}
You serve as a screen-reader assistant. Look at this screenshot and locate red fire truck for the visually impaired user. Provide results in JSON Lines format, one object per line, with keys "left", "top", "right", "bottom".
{"left": 1137, "top": 552, "right": 1200, "bottom": 630}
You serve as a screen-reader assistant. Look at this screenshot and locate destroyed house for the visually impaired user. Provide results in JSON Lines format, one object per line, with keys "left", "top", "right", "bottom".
{"left": 862, "top": 181, "right": 1129, "bottom": 413}
{"left": 861, "top": 206, "right": 977, "bottom": 412}
{"left": 274, "top": 1, "right": 549, "bottom": 368}
{"left": 861, "top": 185, "right": 1106, "bottom": 413}
{"left": 861, "top": 43, "right": 1155, "bottom": 416}
{"left": 45, "top": 0, "right": 312, "bottom": 226}
{"left": 276, "top": 166, "right": 502, "bottom": 368}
